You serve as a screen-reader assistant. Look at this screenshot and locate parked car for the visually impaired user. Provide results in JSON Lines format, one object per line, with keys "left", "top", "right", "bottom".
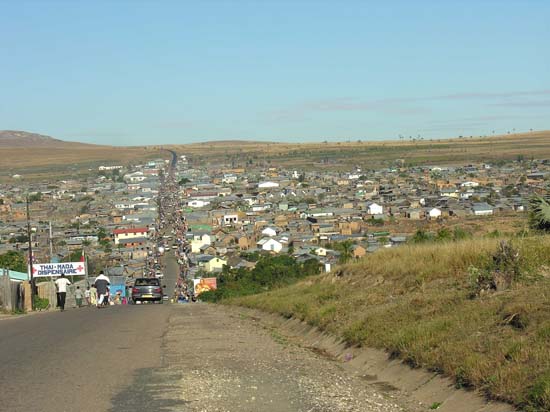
{"left": 132, "top": 278, "right": 165, "bottom": 304}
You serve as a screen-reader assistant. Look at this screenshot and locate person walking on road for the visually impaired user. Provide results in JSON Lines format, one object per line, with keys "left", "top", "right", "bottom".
{"left": 75, "top": 286, "right": 83, "bottom": 308}
{"left": 90, "top": 284, "right": 98, "bottom": 306}
{"left": 94, "top": 271, "right": 110, "bottom": 308}
{"left": 84, "top": 286, "right": 91, "bottom": 306}
{"left": 54, "top": 274, "right": 71, "bottom": 312}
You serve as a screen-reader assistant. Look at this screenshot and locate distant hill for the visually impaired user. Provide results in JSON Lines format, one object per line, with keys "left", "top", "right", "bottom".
{"left": 0, "top": 130, "right": 165, "bottom": 179}
{"left": 0, "top": 130, "right": 85, "bottom": 148}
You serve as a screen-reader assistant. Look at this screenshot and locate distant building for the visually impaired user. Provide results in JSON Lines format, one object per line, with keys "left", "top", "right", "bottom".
{"left": 113, "top": 227, "right": 149, "bottom": 245}
{"left": 258, "top": 181, "right": 279, "bottom": 189}
{"left": 98, "top": 165, "right": 123, "bottom": 171}
{"left": 472, "top": 203, "right": 494, "bottom": 216}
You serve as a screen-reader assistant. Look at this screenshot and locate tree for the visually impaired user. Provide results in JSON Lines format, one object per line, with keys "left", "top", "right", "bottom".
{"left": 28, "top": 192, "right": 42, "bottom": 202}
{"left": 528, "top": 195, "right": 550, "bottom": 232}
{"left": 411, "top": 229, "right": 432, "bottom": 243}
{"left": 66, "top": 249, "right": 84, "bottom": 262}
{"left": 97, "top": 227, "right": 107, "bottom": 240}
{"left": 338, "top": 240, "right": 354, "bottom": 263}
{"left": 0, "top": 251, "right": 26, "bottom": 272}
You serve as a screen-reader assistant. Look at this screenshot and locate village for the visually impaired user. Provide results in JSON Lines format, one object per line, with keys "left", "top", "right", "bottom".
{"left": 0, "top": 151, "right": 548, "bottom": 302}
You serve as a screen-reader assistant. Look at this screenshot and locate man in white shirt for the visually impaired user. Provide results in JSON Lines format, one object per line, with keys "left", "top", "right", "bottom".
{"left": 54, "top": 274, "right": 71, "bottom": 311}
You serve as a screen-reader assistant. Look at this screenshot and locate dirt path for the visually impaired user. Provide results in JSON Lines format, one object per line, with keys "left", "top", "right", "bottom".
{"left": 111, "top": 303, "right": 422, "bottom": 412}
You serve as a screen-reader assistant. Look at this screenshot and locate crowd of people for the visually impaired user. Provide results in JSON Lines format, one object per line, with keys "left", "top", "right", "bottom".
{"left": 54, "top": 270, "right": 129, "bottom": 310}
{"left": 157, "top": 159, "right": 196, "bottom": 303}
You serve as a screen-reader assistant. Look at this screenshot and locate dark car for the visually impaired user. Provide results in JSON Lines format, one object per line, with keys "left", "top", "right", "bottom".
{"left": 132, "top": 278, "right": 164, "bottom": 304}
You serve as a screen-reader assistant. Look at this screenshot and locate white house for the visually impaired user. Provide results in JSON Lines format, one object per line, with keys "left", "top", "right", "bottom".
{"left": 261, "top": 227, "right": 277, "bottom": 237}
{"left": 460, "top": 181, "right": 480, "bottom": 188}
{"left": 191, "top": 233, "right": 212, "bottom": 253}
{"left": 222, "top": 174, "right": 237, "bottom": 184}
{"left": 257, "top": 238, "right": 283, "bottom": 253}
{"left": 428, "top": 207, "right": 442, "bottom": 220}
{"left": 99, "top": 165, "right": 123, "bottom": 171}
{"left": 223, "top": 214, "right": 239, "bottom": 226}
{"left": 472, "top": 203, "right": 494, "bottom": 216}
{"left": 113, "top": 227, "right": 149, "bottom": 245}
{"left": 123, "top": 172, "right": 146, "bottom": 183}
{"left": 314, "top": 247, "right": 328, "bottom": 256}
{"left": 258, "top": 181, "right": 279, "bottom": 189}
{"left": 367, "top": 202, "right": 383, "bottom": 215}
{"left": 188, "top": 199, "right": 210, "bottom": 208}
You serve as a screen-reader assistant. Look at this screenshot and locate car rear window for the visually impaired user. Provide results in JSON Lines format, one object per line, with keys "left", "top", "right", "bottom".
{"left": 135, "top": 279, "right": 160, "bottom": 286}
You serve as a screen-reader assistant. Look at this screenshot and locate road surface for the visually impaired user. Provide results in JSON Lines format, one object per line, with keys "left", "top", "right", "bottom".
{"left": 0, "top": 242, "right": 419, "bottom": 411}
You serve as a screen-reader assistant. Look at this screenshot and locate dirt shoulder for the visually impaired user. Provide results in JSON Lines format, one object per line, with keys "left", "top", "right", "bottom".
{"left": 111, "top": 303, "right": 422, "bottom": 412}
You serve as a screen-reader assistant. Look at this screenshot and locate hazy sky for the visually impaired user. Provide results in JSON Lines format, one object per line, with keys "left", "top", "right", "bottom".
{"left": 1, "top": 1, "right": 549, "bottom": 146}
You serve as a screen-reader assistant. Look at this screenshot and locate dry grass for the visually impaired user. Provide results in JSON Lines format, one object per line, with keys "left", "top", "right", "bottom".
{"left": 3, "top": 130, "right": 550, "bottom": 178}
{"left": 167, "top": 130, "right": 550, "bottom": 169}
{"left": 231, "top": 235, "right": 550, "bottom": 410}
{"left": 0, "top": 145, "right": 167, "bottom": 181}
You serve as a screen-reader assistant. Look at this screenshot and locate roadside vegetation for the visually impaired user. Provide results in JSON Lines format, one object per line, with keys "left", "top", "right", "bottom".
{"left": 225, "top": 234, "right": 550, "bottom": 411}
{"left": 0, "top": 250, "right": 27, "bottom": 272}
{"left": 200, "top": 255, "right": 320, "bottom": 302}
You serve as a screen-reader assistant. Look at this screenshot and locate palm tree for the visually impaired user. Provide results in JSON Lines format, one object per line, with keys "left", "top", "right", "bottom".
{"left": 339, "top": 240, "right": 354, "bottom": 263}
{"left": 528, "top": 195, "right": 550, "bottom": 232}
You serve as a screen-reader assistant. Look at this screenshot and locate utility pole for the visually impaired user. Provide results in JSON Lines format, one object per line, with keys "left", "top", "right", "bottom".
{"left": 49, "top": 221, "right": 54, "bottom": 261}
{"left": 26, "top": 195, "right": 35, "bottom": 311}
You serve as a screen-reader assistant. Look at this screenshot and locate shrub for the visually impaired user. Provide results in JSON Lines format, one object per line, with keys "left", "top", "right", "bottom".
{"left": 33, "top": 296, "right": 49, "bottom": 311}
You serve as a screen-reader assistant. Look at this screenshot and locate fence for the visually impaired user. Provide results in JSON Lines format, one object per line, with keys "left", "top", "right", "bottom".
{"left": 0, "top": 271, "right": 28, "bottom": 312}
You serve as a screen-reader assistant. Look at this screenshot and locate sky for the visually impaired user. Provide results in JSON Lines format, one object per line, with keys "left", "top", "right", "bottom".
{"left": 0, "top": 0, "right": 549, "bottom": 146}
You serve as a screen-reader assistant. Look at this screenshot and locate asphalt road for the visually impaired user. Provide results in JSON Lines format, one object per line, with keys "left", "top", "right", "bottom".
{"left": 0, "top": 246, "right": 181, "bottom": 412}
{"left": 0, "top": 304, "right": 170, "bottom": 412}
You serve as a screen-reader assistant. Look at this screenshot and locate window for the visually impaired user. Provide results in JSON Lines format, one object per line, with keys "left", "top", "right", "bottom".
{"left": 135, "top": 278, "right": 160, "bottom": 286}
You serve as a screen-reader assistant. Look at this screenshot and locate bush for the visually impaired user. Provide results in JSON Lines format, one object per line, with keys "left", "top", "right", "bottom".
{"left": 469, "top": 240, "right": 521, "bottom": 296}
{"left": 201, "top": 255, "right": 320, "bottom": 303}
{"left": 33, "top": 296, "right": 49, "bottom": 311}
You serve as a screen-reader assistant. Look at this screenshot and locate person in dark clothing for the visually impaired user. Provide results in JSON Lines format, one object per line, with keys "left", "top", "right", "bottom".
{"left": 94, "top": 271, "right": 111, "bottom": 308}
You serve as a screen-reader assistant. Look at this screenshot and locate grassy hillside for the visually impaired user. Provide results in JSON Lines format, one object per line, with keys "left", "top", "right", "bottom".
{"left": 0, "top": 145, "right": 167, "bottom": 181}
{"left": 230, "top": 236, "right": 550, "bottom": 411}
{"left": 169, "top": 130, "right": 550, "bottom": 170}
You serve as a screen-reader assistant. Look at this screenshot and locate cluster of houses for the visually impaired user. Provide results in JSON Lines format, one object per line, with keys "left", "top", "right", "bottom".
{"left": 0, "top": 153, "right": 548, "bottom": 278}
{"left": 0, "top": 160, "right": 167, "bottom": 276}
{"left": 174, "top": 156, "right": 549, "bottom": 275}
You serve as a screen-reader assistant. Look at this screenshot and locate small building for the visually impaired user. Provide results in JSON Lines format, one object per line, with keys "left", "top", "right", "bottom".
{"left": 427, "top": 207, "right": 442, "bottom": 220}
{"left": 261, "top": 227, "right": 277, "bottom": 237}
{"left": 257, "top": 238, "right": 283, "bottom": 253}
{"left": 258, "top": 181, "right": 279, "bottom": 189}
{"left": 367, "top": 202, "right": 383, "bottom": 215}
{"left": 113, "top": 227, "right": 148, "bottom": 245}
{"left": 205, "top": 257, "right": 227, "bottom": 272}
{"left": 472, "top": 203, "right": 494, "bottom": 216}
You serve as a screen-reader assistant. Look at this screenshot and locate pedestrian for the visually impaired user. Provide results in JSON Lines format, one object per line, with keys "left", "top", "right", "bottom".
{"left": 84, "top": 286, "right": 91, "bottom": 306}
{"left": 90, "top": 284, "right": 98, "bottom": 306}
{"left": 75, "top": 286, "right": 83, "bottom": 308}
{"left": 54, "top": 274, "right": 71, "bottom": 312}
{"left": 94, "top": 271, "right": 111, "bottom": 308}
